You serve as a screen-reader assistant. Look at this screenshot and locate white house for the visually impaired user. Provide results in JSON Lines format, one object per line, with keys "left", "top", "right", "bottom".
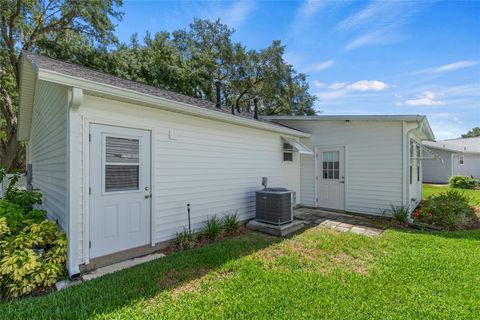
{"left": 422, "top": 137, "right": 480, "bottom": 183}
{"left": 17, "top": 52, "right": 434, "bottom": 276}
{"left": 263, "top": 116, "right": 434, "bottom": 216}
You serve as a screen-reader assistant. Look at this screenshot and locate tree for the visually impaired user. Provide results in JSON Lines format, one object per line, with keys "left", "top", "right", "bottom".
{"left": 0, "top": 0, "right": 123, "bottom": 171}
{"left": 461, "top": 127, "right": 480, "bottom": 138}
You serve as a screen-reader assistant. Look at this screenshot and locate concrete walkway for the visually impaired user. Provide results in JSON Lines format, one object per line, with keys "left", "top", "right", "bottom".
{"left": 294, "top": 207, "right": 384, "bottom": 236}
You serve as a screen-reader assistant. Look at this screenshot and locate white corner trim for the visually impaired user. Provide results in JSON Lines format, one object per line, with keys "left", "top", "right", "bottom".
{"left": 67, "top": 88, "right": 83, "bottom": 276}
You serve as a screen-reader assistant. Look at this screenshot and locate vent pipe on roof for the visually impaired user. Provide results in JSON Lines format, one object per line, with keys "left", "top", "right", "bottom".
{"left": 253, "top": 98, "right": 259, "bottom": 120}
{"left": 215, "top": 81, "right": 221, "bottom": 109}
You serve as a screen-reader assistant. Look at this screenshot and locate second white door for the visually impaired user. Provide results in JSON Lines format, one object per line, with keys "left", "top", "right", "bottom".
{"left": 317, "top": 147, "right": 345, "bottom": 211}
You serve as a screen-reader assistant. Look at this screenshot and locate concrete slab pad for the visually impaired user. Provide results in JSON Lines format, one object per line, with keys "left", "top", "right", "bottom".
{"left": 350, "top": 226, "right": 367, "bottom": 235}
{"left": 82, "top": 252, "right": 165, "bottom": 281}
{"left": 320, "top": 220, "right": 341, "bottom": 227}
{"left": 334, "top": 226, "right": 351, "bottom": 232}
{"left": 247, "top": 219, "right": 305, "bottom": 237}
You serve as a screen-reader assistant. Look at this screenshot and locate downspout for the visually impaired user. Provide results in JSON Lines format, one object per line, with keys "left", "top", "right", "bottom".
{"left": 67, "top": 87, "right": 83, "bottom": 278}
{"left": 405, "top": 116, "right": 424, "bottom": 221}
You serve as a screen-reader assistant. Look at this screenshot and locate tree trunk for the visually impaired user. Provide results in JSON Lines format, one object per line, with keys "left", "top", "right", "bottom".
{"left": 0, "top": 87, "right": 20, "bottom": 172}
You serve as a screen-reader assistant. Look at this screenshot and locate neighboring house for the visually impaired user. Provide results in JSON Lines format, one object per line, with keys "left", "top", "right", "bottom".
{"left": 422, "top": 137, "right": 480, "bottom": 183}
{"left": 17, "top": 52, "right": 434, "bottom": 276}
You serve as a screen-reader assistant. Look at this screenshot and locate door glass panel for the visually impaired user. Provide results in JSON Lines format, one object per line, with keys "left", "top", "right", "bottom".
{"left": 322, "top": 151, "right": 340, "bottom": 180}
{"left": 105, "top": 165, "right": 139, "bottom": 192}
{"left": 106, "top": 137, "right": 139, "bottom": 163}
{"left": 105, "top": 136, "right": 140, "bottom": 192}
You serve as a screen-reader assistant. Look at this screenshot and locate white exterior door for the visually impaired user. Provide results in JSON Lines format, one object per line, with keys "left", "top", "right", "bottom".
{"left": 89, "top": 124, "right": 151, "bottom": 259}
{"left": 316, "top": 147, "right": 345, "bottom": 211}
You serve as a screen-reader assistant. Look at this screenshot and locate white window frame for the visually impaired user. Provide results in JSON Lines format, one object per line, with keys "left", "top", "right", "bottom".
{"left": 459, "top": 155, "right": 464, "bottom": 165}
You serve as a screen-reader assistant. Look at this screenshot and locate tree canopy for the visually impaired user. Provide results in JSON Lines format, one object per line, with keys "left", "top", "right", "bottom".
{"left": 40, "top": 19, "right": 317, "bottom": 116}
{"left": 461, "top": 127, "right": 480, "bottom": 138}
{"left": 0, "top": 0, "right": 123, "bottom": 170}
{"left": 1, "top": 3, "right": 316, "bottom": 171}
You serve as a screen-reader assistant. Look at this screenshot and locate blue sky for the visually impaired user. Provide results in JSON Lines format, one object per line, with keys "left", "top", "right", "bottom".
{"left": 116, "top": 0, "right": 480, "bottom": 140}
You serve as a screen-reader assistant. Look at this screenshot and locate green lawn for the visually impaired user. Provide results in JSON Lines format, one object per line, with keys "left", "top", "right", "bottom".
{"left": 423, "top": 183, "right": 480, "bottom": 207}
{"left": 1, "top": 226, "right": 480, "bottom": 319}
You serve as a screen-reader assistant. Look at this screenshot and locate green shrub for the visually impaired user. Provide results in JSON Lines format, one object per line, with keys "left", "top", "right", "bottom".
{"left": 390, "top": 205, "right": 409, "bottom": 223}
{"left": 174, "top": 228, "right": 195, "bottom": 251}
{"left": 0, "top": 174, "right": 67, "bottom": 300}
{"left": 448, "top": 175, "right": 478, "bottom": 190}
{"left": 421, "top": 190, "right": 475, "bottom": 229}
{"left": 223, "top": 212, "right": 240, "bottom": 233}
{"left": 202, "top": 215, "right": 223, "bottom": 240}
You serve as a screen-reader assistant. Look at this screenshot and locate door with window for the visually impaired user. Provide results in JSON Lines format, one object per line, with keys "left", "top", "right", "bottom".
{"left": 316, "top": 147, "right": 345, "bottom": 211}
{"left": 89, "top": 124, "right": 151, "bottom": 258}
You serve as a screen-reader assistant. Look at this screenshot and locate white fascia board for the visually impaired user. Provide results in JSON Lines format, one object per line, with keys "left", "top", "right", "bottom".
{"left": 262, "top": 115, "right": 428, "bottom": 122}
{"left": 37, "top": 69, "right": 311, "bottom": 138}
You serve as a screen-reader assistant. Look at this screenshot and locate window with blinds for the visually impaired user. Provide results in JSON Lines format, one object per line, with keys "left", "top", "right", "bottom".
{"left": 105, "top": 136, "right": 140, "bottom": 192}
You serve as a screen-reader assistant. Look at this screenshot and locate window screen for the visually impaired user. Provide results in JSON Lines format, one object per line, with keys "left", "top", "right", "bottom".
{"left": 322, "top": 151, "right": 339, "bottom": 180}
{"left": 105, "top": 136, "right": 140, "bottom": 192}
{"left": 283, "top": 143, "right": 293, "bottom": 162}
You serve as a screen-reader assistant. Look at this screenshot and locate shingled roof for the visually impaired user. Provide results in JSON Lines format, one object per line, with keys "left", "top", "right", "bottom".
{"left": 22, "top": 51, "right": 255, "bottom": 120}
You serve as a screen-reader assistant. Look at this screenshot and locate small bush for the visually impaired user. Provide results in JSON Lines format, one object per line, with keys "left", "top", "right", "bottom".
{"left": 174, "top": 228, "right": 195, "bottom": 251}
{"left": 448, "top": 175, "right": 478, "bottom": 190}
{"left": 202, "top": 215, "right": 223, "bottom": 240}
{"left": 0, "top": 174, "right": 67, "bottom": 300}
{"left": 420, "top": 190, "right": 475, "bottom": 229}
{"left": 390, "top": 205, "right": 409, "bottom": 223}
{"left": 223, "top": 212, "right": 240, "bottom": 233}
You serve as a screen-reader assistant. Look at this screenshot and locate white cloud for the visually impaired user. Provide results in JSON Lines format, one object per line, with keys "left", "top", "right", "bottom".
{"left": 433, "top": 60, "right": 479, "bottom": 73}
{"left": 328, "top": 82, "right": 348, "bottom": 90}
{"left": 338, "top": 1, "right": 429, "bottom": 50}
{"left": 315, "top": 80, "right": 389, "bottom": 100}
{"left": 305, "top": 60, "right": 335, "bottom": 72}
{"left": 311, "top": 80, "right": 326, "bottom": 88}
{"left": 348, "top": 80, "right": 388, "bottom": 91}
{"left": 221, "top": 1, "right": 256, "bottom": 28}
{"left": 428, "top": 112, "right": 465, "bottom": 140}
{"left": 401, "top": 91, "right": 445, "bottom": 106}
{"left": 315, "top": 90, "right": 349, "bottom": 101}
{"left": 297, "top": 0, "right": 325, "bottom": 20}
{"left": 412, "top": 60, "right": 479, "bottom": 75}
{"left": 337, "top": 1, "right": 390, "bottom": 30}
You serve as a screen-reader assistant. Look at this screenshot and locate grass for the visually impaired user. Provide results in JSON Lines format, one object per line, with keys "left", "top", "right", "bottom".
{"left": 1, "top": 226, "right": 480, "bottom": 319}
{"left": 423, "top": 183, "right": 480, "bottom": 207}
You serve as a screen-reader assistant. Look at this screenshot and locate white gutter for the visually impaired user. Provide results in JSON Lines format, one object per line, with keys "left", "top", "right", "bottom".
{"left": 35, "top": 68, "right": 311, "bottom": 138}
{"left": 263, "top": 115, "right": 428, "bottom": 122}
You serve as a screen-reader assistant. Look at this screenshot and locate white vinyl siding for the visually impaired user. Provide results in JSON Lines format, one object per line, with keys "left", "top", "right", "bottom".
{"left": 453, "top": 153, "right": 480, "bottom": 179}
{"left": 77, "top": 94, "right": 301, "bottom": 253}
{"left": 277, "top": 120, "right": 404, "bottom": 216}
{"left": 422, "top": 148, "right": 453, "bottom": 184}
{"left": 28, "top": 81, "right": 69, "bottom": 229}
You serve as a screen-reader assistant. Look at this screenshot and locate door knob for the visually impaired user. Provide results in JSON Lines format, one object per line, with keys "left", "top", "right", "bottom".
{"left": 145, "top": 194, "right": 151, "bottom": 199}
